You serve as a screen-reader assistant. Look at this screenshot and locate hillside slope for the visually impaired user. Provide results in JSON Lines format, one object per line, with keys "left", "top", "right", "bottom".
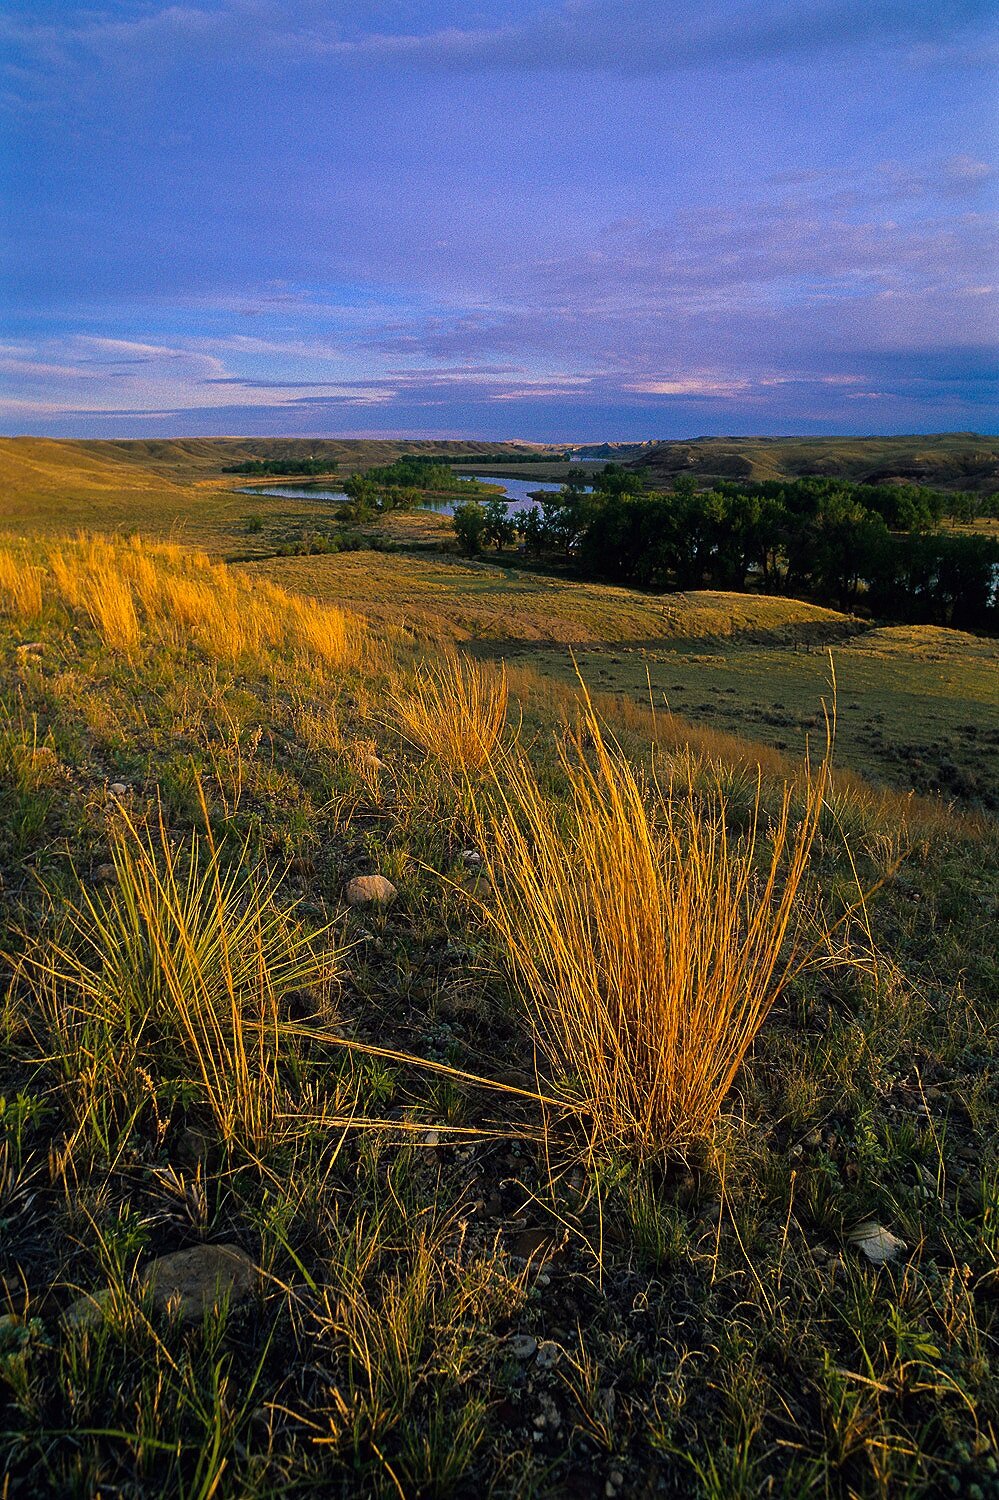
{"left": 0, "top": 531, "right": 994, "bottom": 1497}
{"left": 632, "top": 432, "right": 999, "bottom": 490}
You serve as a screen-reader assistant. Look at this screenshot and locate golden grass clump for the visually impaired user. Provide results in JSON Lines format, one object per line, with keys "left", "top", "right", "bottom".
{"left": 81, "top": 561, "right": 142, "bottom": 652}
{"left": 476, "top": 690, "right": 830, "bottom": 1157}
{"left": 0, "top": 547, "right": 44, "bottom": 622}
{"left": 389, "top": 651, "right": 509, "bottom": 772}
{"left": 26, "top": 805, "right": 337, "bottom": 1153}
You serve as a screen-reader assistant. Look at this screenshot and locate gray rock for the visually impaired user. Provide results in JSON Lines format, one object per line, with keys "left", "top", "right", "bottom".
{"left": 848, "top": 1222, "right": 905, "bottom": 1266}
{"left": 508, "top": 1334, "right": 538, "bottom": 1360}
{"left": 64, "top": 1243, "right": 258, "bottom": 1330}
{"left": 345, "top": 874, "right": 398, "bottom": 907}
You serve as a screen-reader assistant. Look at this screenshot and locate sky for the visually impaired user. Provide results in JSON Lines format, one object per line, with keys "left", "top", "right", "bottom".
{"left": 1, "top": 0, "right": 997, "bottom": 441}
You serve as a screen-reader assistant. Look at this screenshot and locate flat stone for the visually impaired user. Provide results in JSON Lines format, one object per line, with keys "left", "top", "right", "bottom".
{"left": 345, "top": 874, "right": 398, "bottom": 907}
{"left": 143, "top": 1244, "right": 257, "bottom": 1319}
{"left": 508, "top": 1334, "right": 538, "bottom": 1360}
{"left": 109, "top": 782, "right": 129, "bottom": 797}
{"left": 64, "top": 1243, "right": 258, "bottom": 1330}
{"left": 848, "top": 1222, "right": 905, "bottom": 1265}
{"left": 510, "top": 1226, "right": 563, "bottom": 1262}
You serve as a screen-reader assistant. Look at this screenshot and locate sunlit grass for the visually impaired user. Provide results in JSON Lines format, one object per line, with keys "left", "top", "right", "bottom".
{"left": 0, "top": 486, "right": 994, "bottom": 1494}
{"left": 0, "top": 547, "right": 44, "bottom": 623}
{"left": 0, "top": 534, "right": 372, "bottom": 670}
{"left": 477, "top": 687, "right": 832, "bottom": 1156}
{"left": 389, "top": 651, "right": 510, "bottom": 773}
{"left": 25, "top": 802, "right": 338, "bottom": 1154}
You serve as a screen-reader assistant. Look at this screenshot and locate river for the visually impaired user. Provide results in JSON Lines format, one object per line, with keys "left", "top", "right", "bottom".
{"left": 234, "top": 474, "right": 585, "bottom": 518}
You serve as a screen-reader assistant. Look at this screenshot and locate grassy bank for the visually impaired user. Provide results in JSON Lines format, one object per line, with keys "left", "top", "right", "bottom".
{"left": 0, "top": 529, "right": 995, "bottom": 1497}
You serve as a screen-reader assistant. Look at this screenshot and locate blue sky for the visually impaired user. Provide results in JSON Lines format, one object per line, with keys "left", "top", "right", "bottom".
{"left": 1, "top": 0, "right": 997, "bottom": 440}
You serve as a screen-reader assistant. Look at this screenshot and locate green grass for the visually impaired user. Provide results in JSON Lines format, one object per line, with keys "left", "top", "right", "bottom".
{"left": 0, "top": 451, "right": 997, "bottom": 1496}
{"left": 517, "top": 623, "right": 999, "bottom": 807}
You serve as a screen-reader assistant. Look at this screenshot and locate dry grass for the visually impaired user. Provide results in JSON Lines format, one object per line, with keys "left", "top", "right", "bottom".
{"left": 250, "top": 551, "right": 848, "bottom": 646}
{"left": 389, "top": 651, "right": 510, "bottom": 773}
{"left": 81, "top": 560, "right": 142, "bottom": 652}
{"left": 1, "top": 535, "right": 372, "bottom": 669}
{"left": 0, "top": 547, "right": 44, "bottom": 622}
{"left": 25, "top": 802, "right": 337, "bottom": 1154}
{"left": 476, "top": 688, "right": 832, "bottom": 1157}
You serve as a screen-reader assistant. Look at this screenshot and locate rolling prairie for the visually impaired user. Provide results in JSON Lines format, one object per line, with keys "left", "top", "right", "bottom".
{"left": 0, "top": 439, "right": 996, "bottom": 1498}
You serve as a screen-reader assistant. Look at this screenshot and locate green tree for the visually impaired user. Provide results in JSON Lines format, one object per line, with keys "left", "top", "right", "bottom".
{"left": 519, "top": 505, "right": 550, "bottom": 555}
{"left": 452, "top": 501, "right": 486, "bottom": 556}
{"left": 482, "top": 499, "right": 516, "bottom": 552}
{"left": 342, "top": 474, "right": 379, "bottom": 518}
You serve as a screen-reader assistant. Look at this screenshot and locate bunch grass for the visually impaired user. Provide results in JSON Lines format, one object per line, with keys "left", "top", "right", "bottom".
{"left": 477, "top": 686, "right": 832, "bottom": 1157}
{"left": 389, "top": 651, "right": 510, "bottom": 773}
{"left": 25, "top": 799, "right": 337, "bottom": 1154}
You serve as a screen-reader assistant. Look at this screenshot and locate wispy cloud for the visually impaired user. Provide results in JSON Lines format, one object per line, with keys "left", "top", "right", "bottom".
{"left": 2, "top": 0, "right": 995, "bottom": 98}
{"left": 2, "top": 4, "right": 995, "bottom": 439}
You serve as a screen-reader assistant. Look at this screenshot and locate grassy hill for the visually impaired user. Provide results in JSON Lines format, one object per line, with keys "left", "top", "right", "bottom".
{"left": 247, "top": 550, "right": 999, "bottom": 808}
{"left": 249, "top": 553, "right": 853, "bottom": 646}
{"left": 0, "top": 526, "right": 996, "bottom": 1498}
{"left": 0, "top": 436, "right": 553, "bottom": 484}
{"left": 0, "top": 438, "right": 556, "bottom": 552}
{"left": 0, "top": 438, "right": 997, "bottom": 1495}
{"left": 631, "top": 432, "right": 999, "bottom": 491}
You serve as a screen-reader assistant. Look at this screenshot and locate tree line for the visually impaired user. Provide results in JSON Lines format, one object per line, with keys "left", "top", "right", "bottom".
{"left": 453, "top": 469, "right": 999, "bottom": 632}
{"left": 223, "top": 457, "right": 338, "bottom": 476}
